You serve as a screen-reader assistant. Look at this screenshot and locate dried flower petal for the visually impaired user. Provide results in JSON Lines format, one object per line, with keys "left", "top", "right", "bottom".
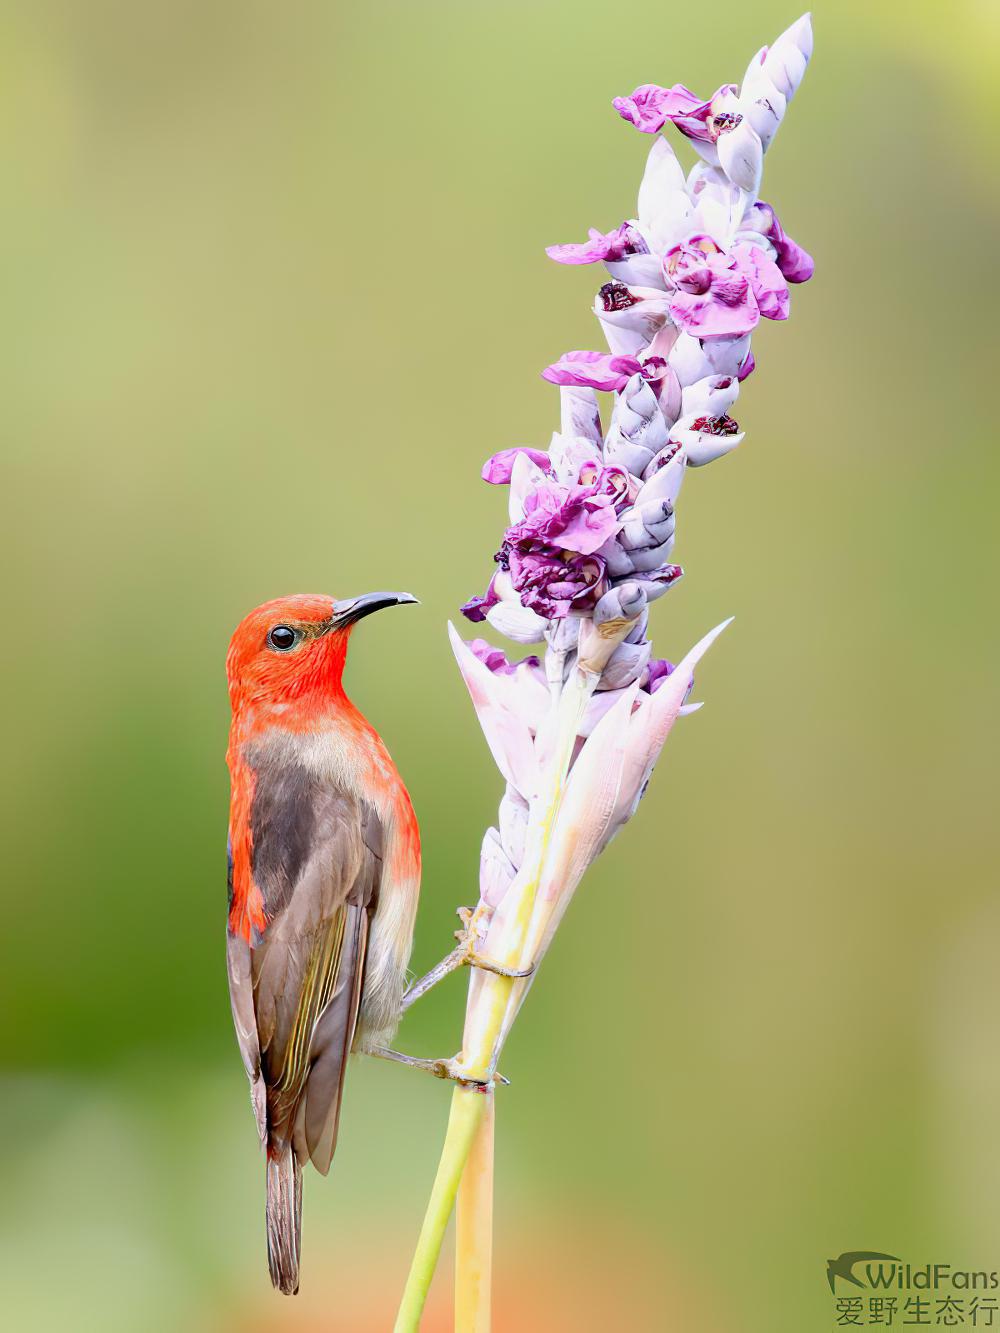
{"left": 546, "top": 222, "right": 649, "bottom": 266}
{"left": 612, "top": 83, "right": 709, "bottom": 135}
{"left": 482, "top": 447, "right": 552, "bottom": 485}
{"left": 541, "top": 349, "right": 644, "bottom": 392}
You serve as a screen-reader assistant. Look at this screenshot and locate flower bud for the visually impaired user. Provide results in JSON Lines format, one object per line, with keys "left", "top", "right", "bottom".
{"left": 717, "top": 117, "right": 763, "bottom": 195}
{"left": 594, "top": 282, "right": 671, "bottom": 357}
{"left": 508, "top": 449, "right": 548, "bottom": 522}
{"left": 598, "top": 638, "right": 652, "bottom": 691}
{"left": 549, "top": 432, "right": 601, "bottom": 484}
{"left": 485, "top": 599, "right": 547, "bottom": 644}
{"left": 636, "top": 138, "right": 691, "bottom": 253}
{"left": 633, "top": 563, "right": 683, "bottom": 602}
{"left": 560, "top": 386, "right": 603, "bottom": 445}
{"left": 498, "top": 786, "right": 529, "bottom": 868}
{"left": 706, "top": 85, "right": 742, "bottom": 134}
{"left": 743, "top": 86, "right": 786, "bottom": 153}
{"left": 643, "top": 333, "right": 683, "bottom": 427}
{"left": 637, "top": 441, "right": 686, "bottom": 501}
{"left": 480, "top": 827, "right": 517, "bottom": 909}
{"left": 681, "top": 373, "right": 740, "bottom": 419}
{"left": 619, "top": 499, "right": 676, "bottom": 551}
{"left": 594, "top": 580, "right": 647, "bottom": 626}
{"left": 669, "top": 330, "right": 753, "bottom": 385}
{"left": 627, "top": 536, "right": 677, "bottom": 572}
{"left": 600, "top": 540, "right": 639, "bottom": 579}
{"left": 605, "top": 252, "right": 667, "bottom": 289}
{"left": 546, "top": 616, "right": 580, "bottom": 655}
{"left": 672, "top": 412, "right": 745, "bottom": 467}
{"left": 577, "top": 582, "right": 647, "bottom": 675}
{"left": 624, "top": 607, "right": 649, "bottom": 644}
{"left": 762, "top": 16, "right": 811, "bottom": 103}
{"left": 603, "top": 373, "right": 670, "bottom": 475}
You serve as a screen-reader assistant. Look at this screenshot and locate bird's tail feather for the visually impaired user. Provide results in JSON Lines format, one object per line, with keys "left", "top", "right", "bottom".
{"left": 266, "top": 1143, "right": 302, "bottom": 1295}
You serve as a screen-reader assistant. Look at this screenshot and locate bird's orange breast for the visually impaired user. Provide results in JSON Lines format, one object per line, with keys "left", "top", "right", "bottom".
{"left": 228, "top": 758, "right": 268, "bottom": 943}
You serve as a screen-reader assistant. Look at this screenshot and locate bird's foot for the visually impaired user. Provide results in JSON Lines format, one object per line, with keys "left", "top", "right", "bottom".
{"left": 455, "top": 904, "right": 535, "bottom": 980}
{"left": 453, "top": 902, "right": 489, "bottom": 951}
{"left": 367, "top": 1047, "right": 509, "bottom": 1089}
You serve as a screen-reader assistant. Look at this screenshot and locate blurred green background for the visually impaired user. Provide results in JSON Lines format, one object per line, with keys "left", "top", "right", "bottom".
{"left": 2, "top": 2, "right": 998, "bottom": 1329}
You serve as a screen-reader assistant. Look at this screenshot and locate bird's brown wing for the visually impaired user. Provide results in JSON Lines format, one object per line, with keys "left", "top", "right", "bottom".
{"left": 226, "top": 838, "right": 267, "bottom": 1144}
{"left": 230, "top": 748, "right": 384, "bottom": 1175}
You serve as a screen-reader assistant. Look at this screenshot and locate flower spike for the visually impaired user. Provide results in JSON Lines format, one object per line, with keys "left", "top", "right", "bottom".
{"left": 398, "top": 23, "right": 814, "bottom": 1327}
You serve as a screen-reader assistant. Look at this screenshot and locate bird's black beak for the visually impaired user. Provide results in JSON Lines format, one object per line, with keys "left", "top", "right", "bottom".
{"left": 330, "top": 591, "right": 418, "bottom": 628}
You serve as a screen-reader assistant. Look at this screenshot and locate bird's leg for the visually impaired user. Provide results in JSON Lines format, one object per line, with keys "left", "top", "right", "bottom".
{"left": 366, "top": 1046, "right": 509, "bottom": 1089}
{"left": 400, "top": 945, "right": 467, "bottom": 1012}
{"left": 400, "top": 905, "right": 536, "bottom": 1014}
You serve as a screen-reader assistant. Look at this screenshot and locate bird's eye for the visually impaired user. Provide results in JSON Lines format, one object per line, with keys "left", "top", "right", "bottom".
{"left": 267, "top": 625, "right": 299, "bottom": 652}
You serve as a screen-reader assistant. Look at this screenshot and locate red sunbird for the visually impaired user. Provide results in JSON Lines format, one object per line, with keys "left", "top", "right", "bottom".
{"left": 225, "top": 592, "right": 420, "bottom": 1294}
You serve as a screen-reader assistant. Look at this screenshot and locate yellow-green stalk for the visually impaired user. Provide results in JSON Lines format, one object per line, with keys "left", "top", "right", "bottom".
{"left": 455, "top": 1090, "right": 494, "bottom": 1331}
{"left": 393, "top": 1085, "right": 487, "bottom": 1333}
{"left": 393, "top": 624, "right": 630, "bottom": 1331}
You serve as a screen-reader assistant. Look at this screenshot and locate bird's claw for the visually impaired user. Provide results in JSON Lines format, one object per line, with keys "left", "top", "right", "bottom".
{"left": 453, "top": 902, "right": 489, "bottom": 945}
{"left": 454, "top": 905, "right": 533, "bottom": 979}
{"left": 434, "top": 1058, "right": 511, "bottom": 1091}
{"left": 367, "top": 1046, "right": 509, "bottom": 1089}
{"left": 466, "top": 952, "right": 535, "bottom": 980}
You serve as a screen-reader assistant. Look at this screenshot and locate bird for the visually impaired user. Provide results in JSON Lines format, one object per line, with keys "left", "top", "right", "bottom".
{"left": 225, "top": 591, "right": 421, "bottom": 1295}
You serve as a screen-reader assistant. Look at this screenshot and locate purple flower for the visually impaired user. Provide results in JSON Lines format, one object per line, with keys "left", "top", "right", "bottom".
{"left": 612, "top": 83, "right": 711, "bottom": 136}
{"left": 644, "top": 658, "right": 677, "bottom": 693}
{"left": 506, "top": 547, "right": 606, "bottom": 620}
{"left": 468, "top": 639, "right": 542, "bottom": 677}
{"left": 613, "top": 81, "right": 747, "bottom": 157}
{"left": 664, "top": 236, "right": 759, "bottom": 339}
{"left": 460, "top": 570, "right": 506, "bottom": 623}
{"left": 461, "top": 584, "right": 500, "bottom": 623}
{"left": 481, "top": 447, "right": 553, "bottom": 485}
{"left": 546, "top": 223, "right": 649, "bottom": 266}
{"left": 599, "top": 639, "right": 652, "bottom": 690}
{"left": 753, "top": 202, "right": 814, "bottom": 283}
{"left": 594, "top": 281, "right": 672, "bottom": 356}
{"left": 542, "top": 350, "right": 643, "bottom": 392}
{"left": 542, "top": 349, "right": 667, "bottom": 393}
{"left": 632, "top": 561, "right": 684, "bottom": 603}
{"left": 577, "top": 461, "right": 637, "bottom": 513}
{"left": 507, "top": 479, "right": 623, "bottom": 557}
{"left": 460, "top": 598, "right": 491, "bottom": 623}
{"left": 733, "top": 243, "right": 789, "bottom": 321}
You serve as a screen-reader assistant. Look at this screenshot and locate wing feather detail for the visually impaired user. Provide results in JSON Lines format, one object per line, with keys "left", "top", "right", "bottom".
{"left": 226, "top": 740, "right": 384, "bottom": 1174}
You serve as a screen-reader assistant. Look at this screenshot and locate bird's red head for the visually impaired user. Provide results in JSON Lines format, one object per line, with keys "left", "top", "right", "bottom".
{"left": 226, "top": 591, "right": 417, "bottom": 720}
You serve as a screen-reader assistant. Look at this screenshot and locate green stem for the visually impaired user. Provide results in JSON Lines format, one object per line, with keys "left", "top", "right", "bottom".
{"left": 393, "top": 1085, "right": 488, "bottom": 1333}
